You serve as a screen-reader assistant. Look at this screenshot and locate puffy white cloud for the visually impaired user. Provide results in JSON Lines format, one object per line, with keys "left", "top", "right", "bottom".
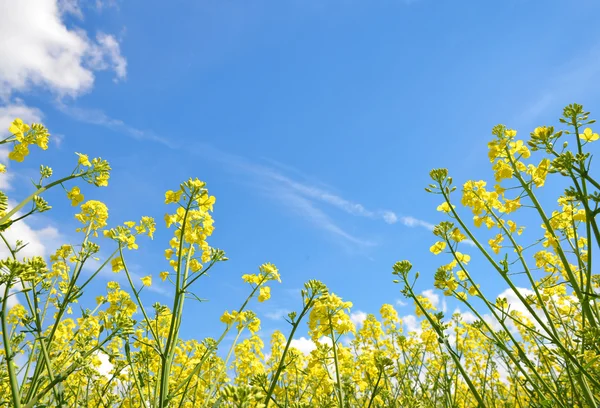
{"left": 402, "top": 314, "right": 419, "bottom": 333}
{"left": 290, "top": 337, "right": 317, "bottom": 355}
{"left": 0, "top": 0, "right": 126, "bottom": 99}
{"left": 87, "top": 33, "right": 127, "bottom": 81}
{"left": 0, "top": 102, "right": 43, "bottom": 136}
{"left": 421, "top": 289, "right": 440, "bottom": 308}
{"left": 0, "top": 211, "right": 61, "bottom": 260}
{"left": 290, "top": 336, "right": 334, "bottom": 356}
{"left": 350, "top": 311, "right": 367, "bottom": 328}
{"left": 58, "top": 0, "right": 83, "bottom": 18}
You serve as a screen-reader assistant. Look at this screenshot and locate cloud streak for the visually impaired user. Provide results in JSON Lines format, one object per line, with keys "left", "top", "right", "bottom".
{"left": 56, "top": 103, "right": 177, "bottom": 148}
{"left": 188, "top": 143, "right": 435, "bottom": 247}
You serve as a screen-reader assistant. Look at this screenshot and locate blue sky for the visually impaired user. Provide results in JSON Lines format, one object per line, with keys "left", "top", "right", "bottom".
{"left": 1, "top": 0, "right": 600, "bottom": 347}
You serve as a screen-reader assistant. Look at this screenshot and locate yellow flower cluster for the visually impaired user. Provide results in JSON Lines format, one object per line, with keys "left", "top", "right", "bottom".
{"left": 1, "top": 106, "right": 599, "bottom": 408}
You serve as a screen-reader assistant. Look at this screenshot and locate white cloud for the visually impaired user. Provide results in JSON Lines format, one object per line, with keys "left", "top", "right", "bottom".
{"left": 350, "top": 311, "right": 367, "bottom": 328}
{"left": 95, "top": 0, "right": 119, "bottom": 12}
{"left": 396, "top": 298, "right": 407, "bottom": 307}
{"left": 0, "top": 0, "right": 126, "bottom": 99}
{"left": 518, "top": 43, "right": 600, "bottom": 124}
{"left": 382, "top": 211, "right": 398, "bottom": 224}
{"left": 57, "top": 103, "right": 176, "bottom": 148}
{"left": 95, "top": 350, "right": 113, "bottom": 377}
{"left": 264, "top": 308, "right": 290, "bottom": 321}
{"left": 276, "top": 190, "right": 376, "bottom": 247}
{"left": 0, "top": 213, "right": 60, "bottom": 260}
{"left": 290, "top": 337, "right": 316, "bottom": 355}
{"left": 87, "top": 33, "right": 127, "bottom": 81}
{"left": 421, "top": 289, "right": 440, "bottom": 308}
{"left": 402, "top": 314, "right": 419, "bottom": 333}
{"left": 399, "top": 216, "right": 434, "bottom": 231}
{"left": 289, "top": 336, "right": 335, "bottom": 356}
{"left": 261, "top": 169, "right": 399, "bottom": 226}
{"left": 0, "top": 102, "right": 43, "bottom": 136}
{"left": 58, "top": 0, "right": 83, "bottom": 18}
{"left": 191, "top": 144, "right": 435, "bottom": 247}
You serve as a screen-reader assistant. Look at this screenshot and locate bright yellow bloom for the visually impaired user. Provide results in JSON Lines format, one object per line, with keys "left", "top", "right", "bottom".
{"left": 75, "top": 200, "right": 109, "bottom": 230}
{"left": 258, "top": 286, "right": 271, "bottom": 302}
{"left": 436, "top": 202, "right": 454, "bottom": 213}
{"left": 455, "top": 252, "right": 471, "bottom": 264}
{"left": 8, "top": 143, "right": 29, "bottom": 162}
{"left": 111, "top": 257, "right": 124, "bottom": 273}
{"left": 76, "top": 152, "right": 91, "bottom": 167}
{"left": 141, "top": 275, "right": 152, "bottom": 287}
{"left": 159, "top": 271, "right": 169, "bottom": 281}
{"left": 220, "top": 310, "right": 237, "bottom": 325}
{"left": 450, "top": 228, "right": 466, "bottom": 242}
{"left": 8, "top": 118, "right": 29, "bottom": 139}
{"left": 165, "top": 190, "right": 182, "bottom": 204}
{"left": 67, "top": 186, "right": 84, "bottom": 206}
{"left": 579, "top": 127, "right": 599, "bottom": 142}
{"left": 429, "top": 241, "right": 446, "bottom": 255}
{"left": 488, "top": 234, "right": 503, "bottom": 254}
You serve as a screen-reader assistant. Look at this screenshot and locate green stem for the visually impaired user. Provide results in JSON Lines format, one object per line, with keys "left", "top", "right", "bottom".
{"left": 264, "top": 296, "right": 316, "bottom": 406}
{"left": 1, "top": 281, "right": 22, "bottom": 408}
{"left": 328, "top": 316, "right": 344, "bottom": 408}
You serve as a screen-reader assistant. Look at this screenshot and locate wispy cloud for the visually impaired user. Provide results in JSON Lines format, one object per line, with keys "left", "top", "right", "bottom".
{"left": 56, "top": 103, "right": 177, "bottom": 148}
{"left": 264, "top": 308, "right": 291, "bottom": 321}
{"left": 399, "top": 216, "right": 434, "bottom": 230}
{"left": 519, "top": 43, "right": 600, "bottom": 124}
{"left": 187, "top": 143, "right": 436, "bottom": 247}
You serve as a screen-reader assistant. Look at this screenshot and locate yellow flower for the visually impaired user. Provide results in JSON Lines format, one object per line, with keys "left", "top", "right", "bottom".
{"left": 220, "top": 310, "right": 237, "bottom": 325}
{"left": 189, "top": 258, "right": 202, "bottom": 272}
{"left": 0, "top": 164, "right": 6, "bottom": 173}
{"left": 67, "top": 186, "right": 84, "bottom": 206}
{"left": 76, "top": 152, "right": 91, "bottom": 167}
{"left": 247, "top": 316, "right": 261, "bottom": 334}
{"left": 509, "top": 140, "right": 530, "bottom": 159}
{"left": 429, "top": 241, "right": 446, "bottom": 255}
{"left": 111, "top": 257, "right": 124, "bottom": 273}
{"left": 259, "top": 263, "right": 281, "bottom": 282}
{"left": 95, "top": 172, "right": 110, "bottom": 187}
{"left": 75, "top": 200, "right": 109, "bottom": 230}
{"left": 436, "top": 202, "right": 454, "bottom": 213}
{"left": 141, "top": 275, "right": 152, "bottom": 287}
{"left": 488, "top": 234, "right": 504, "bottom": 254}
{"left": 159, "top": 271, "right": 169, "bottom": 281}
{"left": 242, "top": 274, "right": 261, "bottom": 285}
{"left": 8, "top": 118, "right": 28, "bottom": 139}
{"left": 579, "top": 128, "right": 599, "bottom": 142}
{"left": 450, "top": 228, "right": 466, "bottom": 242}
{"left": 455, "top": 252, "right": 471, "bottom": 264}
{"left": 165, "top": 190, "right": 182, "bottom": 204}
{"left": 258, "top": 286, "right": 271, "bottom": 302}
{"left": 8, "top": 143, "right": 29, "bottom": 162}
